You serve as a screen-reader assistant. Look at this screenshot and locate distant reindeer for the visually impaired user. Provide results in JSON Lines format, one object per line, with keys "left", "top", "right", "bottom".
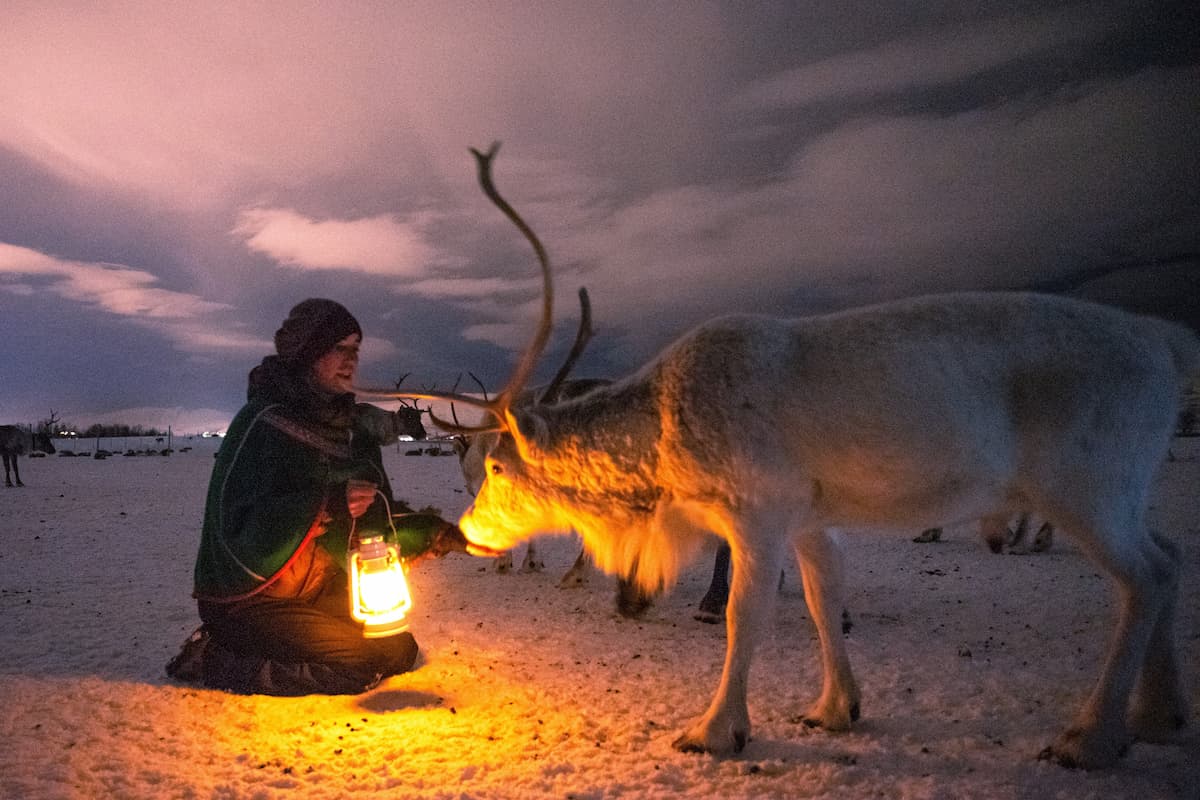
{"left": 391, "top": 403, "right": 428, "bottom": 442}
{"left": 362, "top": 144, "right": 1196, "bottom": 769}
{"left": 985, "top": 511, "right": 1054, "bottom": 554}
{"left": 915, "top": 511, "right": 1055, "bottom": 554}
{"left": 1, "top": 412, "right": 58, "bottom": 487}
{"left": 388, "top": 373, "right": 430, "bottom": 442}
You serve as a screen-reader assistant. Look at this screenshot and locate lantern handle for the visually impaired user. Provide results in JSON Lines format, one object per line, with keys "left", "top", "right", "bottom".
{"left": 346, "top": 488, "right": 406, "bottom": 561}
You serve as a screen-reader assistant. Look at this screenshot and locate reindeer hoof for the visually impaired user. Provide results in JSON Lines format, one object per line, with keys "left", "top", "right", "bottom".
{"left": 801, "top": 702, "right": 859, "bottom": 730}
{"left": 671, "top": 730, "right": 748, "bottom": 754}
{"left": 616, "top": 580, "right": 653, "bottom": 619}
{"left": 1039, "top": 728, "right": 1130, "bottom": 769}
{"left": 695, "top": 597, "right": 725, "bottom": 624}
{"left": 672, "top": 734, "right": 707, "bottom": 754}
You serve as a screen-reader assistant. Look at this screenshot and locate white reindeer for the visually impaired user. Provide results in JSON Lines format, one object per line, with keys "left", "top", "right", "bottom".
{"left": 363, "top": 144, "right": 1196, "bottom": 769}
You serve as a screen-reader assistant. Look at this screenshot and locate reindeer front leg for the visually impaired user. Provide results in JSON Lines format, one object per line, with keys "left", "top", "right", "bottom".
{"left": 795, "top": 528, "right": 860, "bottom": 730}
{"left": 673, "top": 525, "right": 786, "bottom": 754}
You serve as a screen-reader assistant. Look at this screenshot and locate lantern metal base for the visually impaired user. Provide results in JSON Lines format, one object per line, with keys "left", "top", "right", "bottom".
{"left": 362, "top": 617, "right": 409, "bottom": 638}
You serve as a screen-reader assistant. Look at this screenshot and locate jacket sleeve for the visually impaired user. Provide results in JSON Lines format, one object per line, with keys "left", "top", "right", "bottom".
{"left": 389, "top": 512, "right": 450, "bottom": 559}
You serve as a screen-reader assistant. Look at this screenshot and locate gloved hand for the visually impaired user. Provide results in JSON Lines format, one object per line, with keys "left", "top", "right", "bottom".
{"left": 355, "top": 404, "right": 406, "bottom": 444}
{"left": 418, "top": 520, "right": 506, "bottom": 562}
{"left": 345, "top": 479, "right": 378, "bottom": 519}
{"left": 429, "top": 521, "right": 471, "bottom": 557}
{"left": 392, "top": 512, "right": 508, "bottom": 565}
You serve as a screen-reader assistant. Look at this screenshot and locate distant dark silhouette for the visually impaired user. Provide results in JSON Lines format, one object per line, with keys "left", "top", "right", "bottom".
{"left": 1, "top": 425, "right": 56, "bottom": 487}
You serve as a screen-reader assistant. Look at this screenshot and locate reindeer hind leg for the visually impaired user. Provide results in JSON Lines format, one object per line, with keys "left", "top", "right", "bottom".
{"left": 1128, "top": 530, "right": 1189, "bottom": 742}
{"left": 1040, "top": 513, "right": 1178, "bottom": 768}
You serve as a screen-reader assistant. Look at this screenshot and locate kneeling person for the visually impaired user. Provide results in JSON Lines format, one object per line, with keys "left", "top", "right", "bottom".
{"left": 167, "top": 299, "right": 483, "bottom": 695}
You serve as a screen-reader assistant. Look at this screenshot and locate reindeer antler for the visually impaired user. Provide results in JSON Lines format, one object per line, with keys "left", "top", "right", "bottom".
{"left": 355, "top": 141, "right": 555, "bottom": 436}
{"left": 448, "top": 372, "right": 492, "bottom": 429}
{"left": 470, "top": 142, "right": 554, "bottom": 417}
{"left": 539, "top": 287, "right": 593, "bottom": 405}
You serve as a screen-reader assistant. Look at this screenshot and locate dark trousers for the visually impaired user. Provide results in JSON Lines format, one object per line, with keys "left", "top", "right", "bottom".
{"left": 198, "top": 572, "right": 418, "bottom": 695}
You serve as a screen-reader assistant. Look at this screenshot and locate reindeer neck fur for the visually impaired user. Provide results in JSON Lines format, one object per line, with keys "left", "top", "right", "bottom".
{"left": 521, "top": 379, "right": 661, "bottom": 515}
{"left": 515, "top": 377, "right": 710, "bottom": 588}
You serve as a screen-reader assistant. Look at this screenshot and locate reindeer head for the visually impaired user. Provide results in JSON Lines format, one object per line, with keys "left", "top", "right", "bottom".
{"left": 457, "top": 424, "right": 562, "bottom": 549}
{"left": 34, "top": 411, "right": 58, "bottom": 455}
{"left": 393, "top": 403, "right": 428, "bottom": 441}
{"left": 355, "top": 143, "right": 601, "bottom": 551}
{"left": 459, "top": 396, "right": 661, "bottom": 553}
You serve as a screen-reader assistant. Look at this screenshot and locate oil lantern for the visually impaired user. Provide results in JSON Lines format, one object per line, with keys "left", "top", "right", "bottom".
{"left": 348, "top": 534, "right": 412, "bottom": 638}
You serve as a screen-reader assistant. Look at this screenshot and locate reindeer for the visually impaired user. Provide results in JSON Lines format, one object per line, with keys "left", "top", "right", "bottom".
{"left": 388, "top": 373, "right": 431, "bottom": 443}
{"left": 1, "top": 412, "right": 58, "bottom": 486}
{"left": 977, "top": 511, "right": 1055, "bottom": 554}
{"left": 391, "top": 403, "right": 428, "bottom": 442}
{"left": 361, "top": 143, "right": 1196, "bottom": 769}
{"left": 915, "top": 511, "right": 1055, "bottom": 553}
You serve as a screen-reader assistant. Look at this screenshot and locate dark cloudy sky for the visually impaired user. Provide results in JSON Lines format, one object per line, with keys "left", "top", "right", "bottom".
{"left": 2, "top": 1, "right": 1198, "bottom": 433}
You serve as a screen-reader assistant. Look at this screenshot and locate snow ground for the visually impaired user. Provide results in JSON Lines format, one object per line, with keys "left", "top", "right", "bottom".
{"left": 1, "top": 435, "right": 1197, "bottom": 799}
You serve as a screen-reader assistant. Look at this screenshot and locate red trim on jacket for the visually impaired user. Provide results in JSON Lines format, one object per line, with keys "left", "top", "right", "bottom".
{"left": 193, "top": 499, "right": 332, "bottom": 603}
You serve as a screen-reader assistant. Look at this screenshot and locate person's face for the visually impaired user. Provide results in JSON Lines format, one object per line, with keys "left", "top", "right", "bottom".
{"left": 310, "top": 333, "right": 361, "bottom": 395}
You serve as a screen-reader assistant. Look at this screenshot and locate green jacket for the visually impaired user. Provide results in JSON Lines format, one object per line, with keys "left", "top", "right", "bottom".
{"left": 193, "top": 399, "right": 441, "bottom": 601}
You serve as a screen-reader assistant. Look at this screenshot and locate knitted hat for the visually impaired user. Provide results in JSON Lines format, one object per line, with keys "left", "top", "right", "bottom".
{"left": 274, "top": 298, "right": 362, "bottom": 368}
